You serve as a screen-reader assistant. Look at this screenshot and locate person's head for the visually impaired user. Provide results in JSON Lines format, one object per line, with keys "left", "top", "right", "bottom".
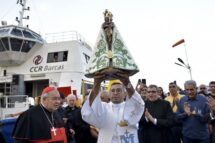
{"left": 66, "top": 94, "right": 77, "bottom": 107}
{"left": 209, "top": 81, "right": 215, "bottom": 94}
{"left": 100, "top": 90, "right": 110, "bottom": 103}
{"left": 157, "top": 87, "right": 165, "bottom": 98}
{"left": 109, "top": 82, "right": 126, "bottom": 104}
{"left": 147, "top": 85, "right": 159, "bottom": 102}
{"left": 184, "top": 80, "right": 197, "bottom": 99}
{"left": 139, "top": 84, "right": 147, "bottom": 95}
{"left": 168, "top": 82, "right": 178, "bottom": 96}
{"left": 199, "top": 84, "right": 208, "bottom": 94}
{"left": 139, "top": 84, "right": 148, "bottom": 101}
{"left": 40, "top": 86, "right": 61, "bottom": 112}
{"left": 104, "top": 9, "right": 113, "bottom": 23}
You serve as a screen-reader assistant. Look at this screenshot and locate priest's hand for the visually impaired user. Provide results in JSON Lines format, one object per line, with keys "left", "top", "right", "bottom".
{"left": 115, "top": 71, "right": 129, "bottom": 84}
{"left": 145, "top": 108, "right": 156, "bottom": 124}
{"left": 94, "top": 72, "right": 106, "bottom": 85}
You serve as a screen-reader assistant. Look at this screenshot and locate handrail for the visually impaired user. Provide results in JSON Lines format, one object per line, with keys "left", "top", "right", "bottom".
{"left": 0, "top": 95, "right": 29, "bottom": 119}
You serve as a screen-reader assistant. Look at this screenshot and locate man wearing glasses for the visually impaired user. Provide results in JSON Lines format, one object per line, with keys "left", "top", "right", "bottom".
{"left": 138, "top": 84, "right": 174, "bottom": 143}
{"left": 81, "top": 73, "right": 145, "bottom": 143}
{"left": 13, "top": 86, "right": 67, "bottom": 143}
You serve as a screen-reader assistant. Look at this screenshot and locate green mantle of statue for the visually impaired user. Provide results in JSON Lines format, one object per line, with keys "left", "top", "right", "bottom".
{"left": 85, "top": 9, "right": 139, "bottom": 79}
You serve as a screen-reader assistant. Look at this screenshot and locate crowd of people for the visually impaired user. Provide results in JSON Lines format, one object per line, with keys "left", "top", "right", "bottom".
{"left": 11, "top": 76, "right": 215, "bottom": 143}
{"left": 136, "top": 80, "right": 215, "bottom": 143}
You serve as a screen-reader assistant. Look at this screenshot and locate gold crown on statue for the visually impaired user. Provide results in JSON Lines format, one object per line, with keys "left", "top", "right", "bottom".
{"left": 103, "top": 9, "right": 113, "bottom": 19}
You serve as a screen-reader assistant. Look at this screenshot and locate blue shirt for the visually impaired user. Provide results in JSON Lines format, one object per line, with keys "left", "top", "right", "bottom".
{"left": 176, "top": 94, "right": 210, "bottom": 139}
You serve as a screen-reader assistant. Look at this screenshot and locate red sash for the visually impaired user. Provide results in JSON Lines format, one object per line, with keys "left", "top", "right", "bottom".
{"left": 31, "top": 127, "right": 67, "bottom": 143}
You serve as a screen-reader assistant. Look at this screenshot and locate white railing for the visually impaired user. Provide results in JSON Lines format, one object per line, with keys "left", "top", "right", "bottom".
{"left": 0, "top": 95, "right": 29, "bottom": 119}
{"left": 45, "top": 31, "right": 84, "bottom": 43}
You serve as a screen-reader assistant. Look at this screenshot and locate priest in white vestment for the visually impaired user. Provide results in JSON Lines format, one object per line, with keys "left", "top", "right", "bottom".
{"left": 81, "top": 73, "right": 145, "bottom": 143}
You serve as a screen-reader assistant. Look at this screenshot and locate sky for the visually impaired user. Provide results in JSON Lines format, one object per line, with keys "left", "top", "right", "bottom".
{"left": 1, "top": 0, "right": 215, "bottom": 92}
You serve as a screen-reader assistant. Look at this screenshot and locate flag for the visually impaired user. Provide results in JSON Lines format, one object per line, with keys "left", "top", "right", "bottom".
{"left": 172, "top": 39, "right": 185, "bottom": 47}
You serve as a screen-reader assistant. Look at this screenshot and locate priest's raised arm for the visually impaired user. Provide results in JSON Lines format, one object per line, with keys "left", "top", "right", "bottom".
{"left": 81, "top": 72, "right": 145, "bottom": 143}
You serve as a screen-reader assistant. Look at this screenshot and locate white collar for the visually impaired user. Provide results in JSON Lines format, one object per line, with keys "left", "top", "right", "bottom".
{"left": 111, "top": 102, "right": 124, "bottom": 107}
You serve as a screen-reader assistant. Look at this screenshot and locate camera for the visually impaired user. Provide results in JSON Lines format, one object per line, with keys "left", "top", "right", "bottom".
{"left": 138, "top": 79, "right": 146, "bottom": 84}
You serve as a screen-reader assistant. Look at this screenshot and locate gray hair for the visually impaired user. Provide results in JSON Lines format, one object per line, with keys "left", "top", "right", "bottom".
{"left": 40, "top": 93, "right": 49, "bottom": 103}
{"left": 66, "top": 94, "right": 76, "bottom": 101}
{"left": 184, "top": 80, "right": 197, "bottom": 88}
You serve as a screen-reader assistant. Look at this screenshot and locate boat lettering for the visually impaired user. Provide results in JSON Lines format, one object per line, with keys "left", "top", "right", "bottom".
{"left": 44, "top": 65, "right": 64, "bottom": 71}
{"left": 30, "top": 65, "right": 64, "bottom": 72}
{"left": 30, "top": 66, "right": 43, "bottom": 72}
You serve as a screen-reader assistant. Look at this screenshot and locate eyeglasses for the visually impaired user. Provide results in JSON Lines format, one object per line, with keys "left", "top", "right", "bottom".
{"left": 147, "top": 90, "right": 157, "bottom": 94}
{"left": 110, "top": 88, "right": 122, "bottom": 94}
{"left": 169, "top": 86, "right": 176, "bottom": 88}
{"left": 185, "top": 88, "right": 195, "bottom": 92}
{"left": 200, "top": 88, "right": 206, "bottom": 90}
{"left": 47, "top": 97, "right": 61, "bottom": 101}
{"left": 140, "top": 89, "right": 147, "bottom": 91}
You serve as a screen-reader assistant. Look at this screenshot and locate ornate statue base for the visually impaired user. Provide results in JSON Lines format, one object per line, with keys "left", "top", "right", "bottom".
{"left": 85, "top": 67, "right": 138, "bottom": 80}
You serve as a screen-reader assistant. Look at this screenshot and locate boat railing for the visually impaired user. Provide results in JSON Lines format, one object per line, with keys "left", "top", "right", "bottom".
{"left": 46, "top": 31, "right": 84, "bottom": 42}
{"left": 0, "top": 95, "right": 29, "bottom": 119}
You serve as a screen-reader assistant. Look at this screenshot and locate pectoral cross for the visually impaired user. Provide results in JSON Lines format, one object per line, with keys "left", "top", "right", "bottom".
{"left": 51, "top": 127, "right": 56, "bottom": 136}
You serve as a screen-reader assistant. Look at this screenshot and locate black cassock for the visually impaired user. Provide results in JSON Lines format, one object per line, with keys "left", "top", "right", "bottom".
{"left": 64, "top": 106, "right": 97, "bottom": 143}
{"left": 138, "top": 99, "right": 174, "bottom": 143}
{"left": 12, "top": 105, "right": 66, "bottom": 143}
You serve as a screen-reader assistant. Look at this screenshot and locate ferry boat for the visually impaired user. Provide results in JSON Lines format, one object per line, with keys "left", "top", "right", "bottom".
{"left": 0, "top": 0, "right": 93, "bottom": 142}
{"left": 0, "top": 0, "right": 93, "bottom": 119}
{"left": 0, "top": 0, "right": 92, "bottom": 143}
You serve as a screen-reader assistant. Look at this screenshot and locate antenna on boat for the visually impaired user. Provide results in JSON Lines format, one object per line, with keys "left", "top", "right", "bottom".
{"left": 16, "top": 0, "right": 30, "bottom": 27}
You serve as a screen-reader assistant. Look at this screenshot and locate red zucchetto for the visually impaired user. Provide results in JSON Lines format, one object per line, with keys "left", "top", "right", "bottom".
{"left": 41, "top": 86, "right": 56, "bottom": 95}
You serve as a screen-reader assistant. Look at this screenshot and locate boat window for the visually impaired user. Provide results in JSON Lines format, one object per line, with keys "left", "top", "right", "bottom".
{"left": 47, "top": 51, "right": 68, "bottom": 63}
{"left": 0, "top": 84, "right": 5, "bottom": 98}
{"left": 21, "top": 40, "right": 36, "bottom": 53}
{"left": 63, "top": 51, "right": 68, "bottom": 61}
{"left": 1, "top": 38, "right": 9, "bottom": 50}
{"left": 0, "top": 28, "right": 9, "bottom": 35}
{"left": 0, "top": 40, "right": 6, "bottom": 52}
{"left": 11, "top": 28, "right": 23, "bottom": 37}
{"left": 23, "top": 30, "right": 35, "bottom": 39}
{"left": 58, "top": 51, "right": 68, "bottom": 62}
{"left": 32, "top": 33, "right": 43, "bottom": 42}
{"left": 10, "top": 38, "right": 23, "bottom": 51}
{"left": 47, "top": 53, "right": 54, "bottom": 63}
